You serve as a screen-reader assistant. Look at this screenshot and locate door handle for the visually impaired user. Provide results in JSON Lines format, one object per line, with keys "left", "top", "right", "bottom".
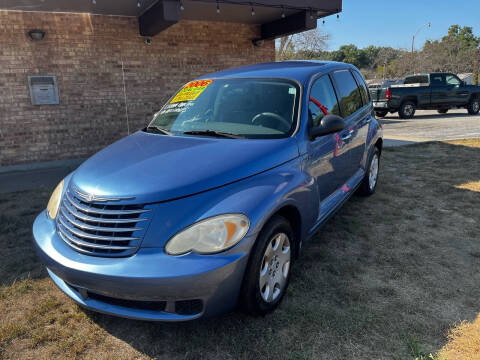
{"left": 341, "top": 133, "right": 352, "bottom": 141}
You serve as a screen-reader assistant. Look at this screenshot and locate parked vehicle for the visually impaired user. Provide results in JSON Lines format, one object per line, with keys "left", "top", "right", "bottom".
{"left": 371, "top": 72, "right": 480, "bottom": 118}
{"left": 33, "top": 61, "right": 383, "bottom": 321}
{"left": 368, "top": 79, "right": 403, "bottom": 118}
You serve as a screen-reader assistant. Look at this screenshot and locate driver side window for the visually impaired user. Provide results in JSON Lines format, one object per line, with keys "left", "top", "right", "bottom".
{"left": 309, "top": 75, "right": 340, "bottom": 128}
{"left": 446, "top": 74, "right": 461, "bottom": 86}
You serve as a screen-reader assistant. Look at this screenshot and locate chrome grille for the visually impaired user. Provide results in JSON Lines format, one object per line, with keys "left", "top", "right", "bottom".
{"left": 57, "top": 187, "right": 152, "bottom": 257}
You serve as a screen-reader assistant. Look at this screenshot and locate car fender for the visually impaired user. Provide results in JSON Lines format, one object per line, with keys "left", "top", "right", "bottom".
{"left": 361, "top": 116, "right": 383, "bottom": 168}
{"left": 141, "top": 158, "right": 318, "bottom": 250}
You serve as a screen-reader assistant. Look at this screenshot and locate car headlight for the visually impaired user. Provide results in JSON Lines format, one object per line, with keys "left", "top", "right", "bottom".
{"left": 165, "top": 214, "right": 250, "bottom": 255}
{"left": 46, "top": 179, "right": 64, "bottom": 220}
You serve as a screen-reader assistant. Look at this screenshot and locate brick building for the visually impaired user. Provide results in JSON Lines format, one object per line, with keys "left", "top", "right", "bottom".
{"left": 0, "top": 0, "right": 341, "bottom": 168}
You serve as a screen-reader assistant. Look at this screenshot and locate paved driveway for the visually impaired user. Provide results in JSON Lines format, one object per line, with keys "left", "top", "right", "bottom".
{"left": 380, "top": 109, "right": 480, "bottom": 146}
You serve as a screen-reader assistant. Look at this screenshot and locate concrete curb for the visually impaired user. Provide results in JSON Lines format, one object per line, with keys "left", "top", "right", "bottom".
{"left": 0, "top": 158, "right": 85, "bottom": 174}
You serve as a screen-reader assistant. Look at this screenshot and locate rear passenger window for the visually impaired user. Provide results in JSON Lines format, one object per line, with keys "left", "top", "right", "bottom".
{"left": 404, "top": 75, "right": 428, "bottom": 84}
{"left": 308, "top": 75, "right": 340, "bottom": 127}
{"left": 331, "top": 70, "right": 363, "bottom": 117}
{"left": 431, "top": 74, "right": 446, "bottom": 86}
{"left": 352, "top": 70, "right": 370, "bottom": 105}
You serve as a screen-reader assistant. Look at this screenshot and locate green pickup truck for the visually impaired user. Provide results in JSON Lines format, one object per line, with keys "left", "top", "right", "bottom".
{"left": 370, "top": 73, "right": 480, "bottom": 119}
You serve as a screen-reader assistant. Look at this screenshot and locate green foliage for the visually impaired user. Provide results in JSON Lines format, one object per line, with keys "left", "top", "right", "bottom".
{"left": 317, "top": 44, "right": 401, "bottom": 71}
{"left": 404, "top": 334, "right": 443, "bottom": 360}
{"left": 444, "top": 25, "right": 480, "bottom": 49}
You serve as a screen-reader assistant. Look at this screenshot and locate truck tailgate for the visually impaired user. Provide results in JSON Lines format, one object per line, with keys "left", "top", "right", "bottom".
{"left": 369, "top": 87, "right": 386, "bottom": 101}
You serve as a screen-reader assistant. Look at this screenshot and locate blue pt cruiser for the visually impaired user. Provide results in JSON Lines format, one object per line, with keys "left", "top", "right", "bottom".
{"left": 33, "top": 61, "right": 383, "bottom": 321}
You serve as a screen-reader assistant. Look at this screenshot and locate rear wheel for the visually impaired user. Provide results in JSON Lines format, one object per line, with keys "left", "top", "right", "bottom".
{"left": 357, "top": 147, "right": 380, "bottom": 196}
{"left": 467, "top": 97, "right": 480, "bottom": 115}
{"left": 240, "top": 215, "right": 294, "bottom": 316}
{"left": 375, "top": 110, "right": 388, "bottom": 118}
{"left": 437, "top": 109, "right": 448, "bottom": 114}
{"left": 399, "top": 101, "right": 416, "bottom": 119}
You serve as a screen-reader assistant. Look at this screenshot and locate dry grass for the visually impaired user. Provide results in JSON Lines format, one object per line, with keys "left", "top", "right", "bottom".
{"left": 437, "top": 314, "right": 480, "bottom": 360}
{"left": 1, "top": 139, "right": 479, "bottom": 359}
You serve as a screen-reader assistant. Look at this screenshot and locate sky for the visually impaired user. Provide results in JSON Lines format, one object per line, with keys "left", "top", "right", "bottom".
{"left": 322, "top": 0, "right": 479, "bottom": 50}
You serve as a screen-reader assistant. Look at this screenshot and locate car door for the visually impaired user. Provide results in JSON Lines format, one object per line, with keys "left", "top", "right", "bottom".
{"left": 445, "top": 74, "right": 470, "bottom": 105}
{"left": 351, "top": 70, "right": 372, "bottom": 169}
{"left": 430, "top": 73, "right": 449, "bottom": 106}
{"left": 330, "top": 69, "right": 367, "bottom": 182}
{"left": 305, "top": 74, "right": 346, "bottom": 201}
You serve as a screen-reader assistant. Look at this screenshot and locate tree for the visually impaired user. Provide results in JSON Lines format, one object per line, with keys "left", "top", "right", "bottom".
{"left": 418, "top": 25, "right": 480, "bottom": 74}
{"left": 276, "top": 24, "right": 480, "bottom": 80}
{"left": 374, "top": 47, "right": 401, "bottom": 78}
{"left": 444, "top": 25, "right": 480, "bottom": 48}
{"left": 276, "top": 29, "right": 330, "bottom": 60}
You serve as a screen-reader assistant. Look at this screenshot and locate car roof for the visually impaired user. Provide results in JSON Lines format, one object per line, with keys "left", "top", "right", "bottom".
{"left": 197, "top": 60, "right": 356, "bottom": 85}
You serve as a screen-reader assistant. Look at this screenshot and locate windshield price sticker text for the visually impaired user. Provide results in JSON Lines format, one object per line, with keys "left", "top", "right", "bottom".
{"left": 170, "top": 80, "right": 214, "bottom": 103}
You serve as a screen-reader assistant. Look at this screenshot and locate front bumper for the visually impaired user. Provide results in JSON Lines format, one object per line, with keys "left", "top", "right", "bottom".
{"left": 33, "top": 211, "right": 254, "bottom": 321}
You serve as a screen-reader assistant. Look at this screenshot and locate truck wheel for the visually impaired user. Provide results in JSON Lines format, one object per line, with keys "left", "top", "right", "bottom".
{"left": 437, "top": 109, "right": 448, "bottom": 114}
{"left": 467, "top": 97, "right": 480, "bottom": 115}
{"left": 375, "top": 110, "right": 388, "bottom": 118}
{"left": 399, "top": 101, "right": 416, "bottom": 119}
{"left": 240, "top": 215, "right": 294, "bottom": 316}
{"left": 357, "top": 147, "right": 380, "bottom": 197}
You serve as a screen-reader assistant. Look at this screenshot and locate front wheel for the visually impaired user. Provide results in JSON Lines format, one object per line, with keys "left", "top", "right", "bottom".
{"left": 240, "top": 215, "right": 294, "bottom": 316}
{"left": 467, "top": 97, "right": 480, "bottom": 115}
{"left": 357, "top": 147, "right": 380, "bottom": 196}
{"left": 399, "top": 101, "right": 416, "bottom": 119}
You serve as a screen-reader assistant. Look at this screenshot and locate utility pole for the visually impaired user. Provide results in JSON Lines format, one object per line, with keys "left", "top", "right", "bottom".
{"left": 412, "top": 22, "right": 431, "bottom": 73}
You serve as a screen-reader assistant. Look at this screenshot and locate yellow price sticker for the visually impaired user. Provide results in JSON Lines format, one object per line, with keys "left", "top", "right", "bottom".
{"left": 170, "top": 80, "right": 214, "bottom": 103}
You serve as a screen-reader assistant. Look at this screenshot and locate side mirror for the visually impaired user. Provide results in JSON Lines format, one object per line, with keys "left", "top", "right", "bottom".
{"left": 310, "top": 114, "right": 345, "bottom": 140}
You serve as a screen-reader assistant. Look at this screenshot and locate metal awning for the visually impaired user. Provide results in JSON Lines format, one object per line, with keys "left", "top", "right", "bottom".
{"left": 1, "top": 0, "right": 342, "bottom": 39}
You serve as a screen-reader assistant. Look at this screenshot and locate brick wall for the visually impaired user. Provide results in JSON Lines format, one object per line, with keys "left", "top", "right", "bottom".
{"left": 0, "top": 11, "right": 274, "bottom": 166}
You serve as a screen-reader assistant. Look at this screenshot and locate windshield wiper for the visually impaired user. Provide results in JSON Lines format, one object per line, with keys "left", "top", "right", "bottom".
{"left": 182, "top": 130, "right": 245, "bottom": 139}
{"left": 145, "top": 125, "right": 173, "bottom": 136}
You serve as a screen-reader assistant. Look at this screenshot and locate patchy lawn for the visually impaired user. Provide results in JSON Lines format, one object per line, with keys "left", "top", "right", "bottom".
{"left": 1, "top": 139, "right": 479, "bottom": 360}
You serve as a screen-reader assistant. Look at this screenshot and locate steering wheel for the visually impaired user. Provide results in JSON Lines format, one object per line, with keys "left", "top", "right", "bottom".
{"left": 252, "top": 112, "right": 291, "bottom": 132}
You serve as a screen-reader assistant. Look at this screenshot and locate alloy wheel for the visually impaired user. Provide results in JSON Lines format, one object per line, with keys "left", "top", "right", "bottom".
{"left": 474, "top": 101, "right": 480, "bottom": 113}
{"left": 404, "top": 104, "right": 414, "bottom": 116}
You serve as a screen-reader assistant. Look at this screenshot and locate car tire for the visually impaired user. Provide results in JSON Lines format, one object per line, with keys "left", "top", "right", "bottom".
{"left": 357, "top": 147, "right": 380, "bottom": 197}
{"left": 375, "top": 110, "right": 388, "bottom": 118}
{"left": 240, "top": 215, "right": 294, "bottom": 316}
{"left": 467, "top": 97, "right": 480, "bottom": 115}
{"left": 399, "top": 101, "right": 416, "bottom": 119}
{"left": 437, "top": 109, "right": 448, "bottom": 114}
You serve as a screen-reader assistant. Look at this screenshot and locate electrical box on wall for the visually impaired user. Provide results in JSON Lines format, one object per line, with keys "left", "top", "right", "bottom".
{"left": 28, "top": 75, "right": 59, "bottom": 105}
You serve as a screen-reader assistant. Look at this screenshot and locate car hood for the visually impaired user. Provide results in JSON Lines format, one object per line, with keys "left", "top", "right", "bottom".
{"left": 70, "top": 131, "right": 299, "bottom": 203}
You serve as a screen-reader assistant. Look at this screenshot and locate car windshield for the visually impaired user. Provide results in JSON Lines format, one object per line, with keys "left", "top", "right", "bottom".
{"left": 147, "top": 78, "right": 300, "bottom": 139}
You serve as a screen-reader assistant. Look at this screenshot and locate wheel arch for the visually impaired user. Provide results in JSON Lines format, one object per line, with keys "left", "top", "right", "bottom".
{"left": 375, "top": 138, "right": 383, "bottom": 155}
{"left": 273, "top": 205, "right": 302, "bottom": 258}
{"left": 401, "top": 96, "right": 418, "bottom": 106}
{"left": 469, "top": 93, "right": 480, "bottom": 101}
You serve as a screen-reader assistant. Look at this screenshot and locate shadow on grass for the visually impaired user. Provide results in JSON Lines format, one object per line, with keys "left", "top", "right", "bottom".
{"left": 0, "top": 188, "right": 51, "bottom": 286}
